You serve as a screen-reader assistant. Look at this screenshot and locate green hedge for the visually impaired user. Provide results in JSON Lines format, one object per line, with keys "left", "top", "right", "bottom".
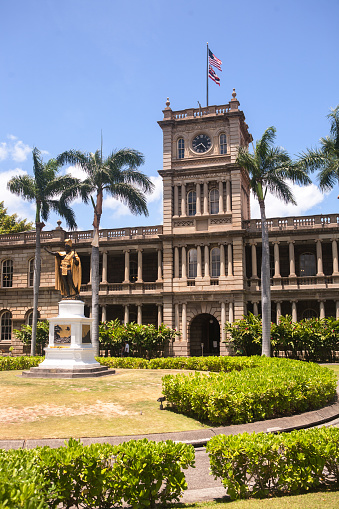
{"left": 97, "top": 355, "right": 259, "bottom": 371}
{"left": 0, "top": 356, "right": 43, "bottom": 371}
{"left": 0, "top": 438, "right": 195, "bottom": 509}
{"left": 225, "top": 313, "right": 339, "bottom": 361}
{"left": 161, "top": 357, "right": 336, "bottom": 425}
{"left": 206, "top": 427, "right": 339, "bottom": 499}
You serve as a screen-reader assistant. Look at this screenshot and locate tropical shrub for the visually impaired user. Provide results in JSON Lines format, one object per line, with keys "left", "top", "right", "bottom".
{"left": 13, "top": 321, "right": 49, "bottom": 356}
{"left": 99, "top": 321, "right": 178, "bottom": 359}
{"left": 161, "top": 357, "right": 336, "bottom": 425}
{"left": 225, "top": 314, "right": 339, "bottom": 362}
{"left": 0, "top": 438, "right": 195, "bottom": 508}
{"left": 206, "top": 427, "right": 339, "bottom": 500}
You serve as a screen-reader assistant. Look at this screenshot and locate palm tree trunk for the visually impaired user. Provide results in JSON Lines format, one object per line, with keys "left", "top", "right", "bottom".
{"left": 259, "top": 201, "right": 271, "bottom": 357}
{"left": 91, "top": 242, "right": 100, "bottom": 356}
{"left": 31, "top": 222, "right": 42, "bottom": 356}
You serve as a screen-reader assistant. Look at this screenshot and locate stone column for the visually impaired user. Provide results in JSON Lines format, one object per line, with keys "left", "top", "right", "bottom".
{"left": 101, "top": 305, "right": 107, "bottom": 322}
{"left": 289, "top": 241, "right": 296, "bottom": 277}
{"left": 173, "top": 185, "right": 179, "bottom": 217}
{"left": 226, "top": 179, "right": 231, "bottom": 213}
{"left": 182, "top": 303, "right": 187, "bottom": 342}
{"left": 137, "top": 249, "right": 143, "bottom": 281}
{"left": 123, "top": 249, "right": 130, "bottom": 283}
{"left": 319, "top": 300, "right": 325, "bottom": 319}
{"left": 102, "top": 251, "right": 108, "bottom": 283}
{"left": 316, "top": 240, "right": 324, "bottom": 276}
{"left": 204, "top": 245, "right": 210, "bottom": 278}
{"left": 181, "top": 183, "right": 186, "bottom": 216}
{"left": 157, "top": 249, "right": 162, "bottom": 280}
{"left": 218, "top": 180, "right": 224, "bottom": 214}
{"left": 221, "top": 302, "right": 226, "bottom": 343}
{"left": 253, "top": 302, "right": 259, "bottom": 315}
{"left": 332, "top": 239, "right": 339, "bottom": 274}
{"left": 124, "top": 305, "right": 129, "bottom": 325}
{"left": 181, "top": 246, "right": 187, "bottom": 279}
{"left": 276, "top": 301, "right": 281, "bottom": 324}
{"left": 157, "top": 305, "right": 162, "bottom": 327}
{"left": 197, "top": 245, "right": 202, "bottom": 278}
{"left": 137, "top": 305, "right": 142, "bottom": 324}
{"left": 273, "top": 242, "right": 280, "bottom": 277}
{"left": 228, "top": 302, "right": 234, "bottom": 323}
{"left": 196, "top": 182, "right": 201, "bottom": 215}
{"left": 175, "top": 303, "right": 180, "bottom": 331}
{"left": 251, "top": 243, "right": 257, "bottom": 278}
{"left": 227, "top": 243, "right": 233, "bottom": 276}
{"left": 291, "top": 301, "right": 297, "bottom": 322}
{"left": 174, "top": 247, "right": 179, "bottom": 278}
{"left": 336, "top": 301, "right": 339, "bottom": 320}
{"left": 203, "top": 182, "right": 208, "bottom": 215}
{"left": 220, "top": 244, "right": 225, "bottom": 277}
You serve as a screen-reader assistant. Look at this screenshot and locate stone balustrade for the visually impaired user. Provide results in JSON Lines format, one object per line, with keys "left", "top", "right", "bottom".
{"left": 243, "top": 214, "right": 339, "bottom": 232}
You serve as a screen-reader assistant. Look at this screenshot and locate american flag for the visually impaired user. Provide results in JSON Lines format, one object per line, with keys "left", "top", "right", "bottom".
{"left": 209, "top": 65, "right": 220, "bottom": 86}
{"left": 208, "top": 49, "right": 222, "bottom": 71}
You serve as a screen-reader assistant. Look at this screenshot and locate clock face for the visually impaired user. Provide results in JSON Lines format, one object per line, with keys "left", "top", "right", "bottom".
{"left": 192, "top": 134, "right": 212, "bottom": 153}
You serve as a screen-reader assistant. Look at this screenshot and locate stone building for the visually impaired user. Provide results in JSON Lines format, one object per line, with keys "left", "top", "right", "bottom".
{"left": 1, "top": 91, "right": 339, "bottom": 356}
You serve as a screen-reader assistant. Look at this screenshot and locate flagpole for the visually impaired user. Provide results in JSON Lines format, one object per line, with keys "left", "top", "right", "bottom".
{"left": 206, "top": 42, "right": 209, "bottom": 107}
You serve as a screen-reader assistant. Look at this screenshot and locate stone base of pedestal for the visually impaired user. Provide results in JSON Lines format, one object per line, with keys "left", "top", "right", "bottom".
{"left": 22, "top": 365, "right": 115, "bottom": 379}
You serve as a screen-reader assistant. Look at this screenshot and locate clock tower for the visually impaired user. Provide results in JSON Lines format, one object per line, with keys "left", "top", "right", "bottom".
{"left": 158, "top": 91, "right": 253, "bottom": 356}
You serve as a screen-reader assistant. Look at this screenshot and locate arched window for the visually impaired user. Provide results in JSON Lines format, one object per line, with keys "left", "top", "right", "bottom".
{"left": 219, "top": 133, "right": 227, "bottom": 154}
{"left": 28, "top": 258, "right": 34, "bottom": 287}
{"left": 209, "top": 188, "right": 219, "bottom": 214}
{"left": 26, "top": 310, "right": 40, "bottom": 326}
{"left": 302, "top": 308, "right": 318, "bottom": 320}
{"left": 188, "top": 249, "right": 197, "bottom": 278}
{"left": 300, "top": 253, "right": 316, "bottom": 277}
{"left": 130, "top": 261, "right": 138, "bottom": 283}
{"left": 0, "top": 311, "right": 12, "bottom": 341}
{"left": 178, "top": 138, "right": 185, "bottom": 159}
{"left": 1, "top": 260, "right": 13, "bottom": 288}
{"left": 211, "top": 247, "right": 220, "bottom": 278}
{"left": 187, "top": 190, "right": 196, "bottom": 216}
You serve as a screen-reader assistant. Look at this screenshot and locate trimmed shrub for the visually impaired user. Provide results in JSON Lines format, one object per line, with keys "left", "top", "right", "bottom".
{"left": 13, "top": 321, "right": 49, "bottom": 356}
{"left": 161, "top": 357, "right": 336, "bottom": 425}
{"left": 0, "top": 439, "right": 194, "bottom": 508}
{"left": 206, "top": 427, "right": 339, "bottom": 499}
{"left": 0, "top": 355, "right": 43, "bottom": 371}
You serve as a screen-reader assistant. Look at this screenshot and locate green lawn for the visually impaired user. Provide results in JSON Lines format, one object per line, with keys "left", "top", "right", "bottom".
{"left": 178, "top": 489, "right": 339, "bottom": 508}
{"left": 0, "top": 368, "right": 207, "bottom": 439}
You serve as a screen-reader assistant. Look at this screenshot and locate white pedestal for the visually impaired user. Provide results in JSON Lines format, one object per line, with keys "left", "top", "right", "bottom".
{"left": 38, "top": 300, "right": 100, "bottom": 370}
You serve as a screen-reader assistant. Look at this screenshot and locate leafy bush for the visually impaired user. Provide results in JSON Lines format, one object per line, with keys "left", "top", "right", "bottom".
{"left": 99, "top": 321, "right": 178, "bottom": 359}
{"left": 161, "top": 357, "right": 336, "bottom": 425}
{"left": 225, "top": 314, "right": 339, "bottom": 362}
{"left": 0, "top": 355, "right": 43, "bottom": 371}
{"left": 206, "top": 427, "right": 339, "bottom": 500}
{"left": 0, "top": 439, "right": 194, "bottom": 508}
{"left": 13, "top": 321, "right": 49, "bottom": 356}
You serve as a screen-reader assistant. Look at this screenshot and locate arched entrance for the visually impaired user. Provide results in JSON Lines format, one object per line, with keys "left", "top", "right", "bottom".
{"left": 189, "top": 313, "right": 220, "bottom": 356}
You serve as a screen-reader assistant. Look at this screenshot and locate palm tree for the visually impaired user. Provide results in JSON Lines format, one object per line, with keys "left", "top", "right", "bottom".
{"left": 7, "top": 148, "right": 78, "bottom": 356}
{"left": 297, "top": 105, "right": 339, "bottom": 191}
{"left": 56, "top": 148, "right": 154, "bottom": 355}
{"left": 236, "top": 127, "right": 311, "bottom": 356}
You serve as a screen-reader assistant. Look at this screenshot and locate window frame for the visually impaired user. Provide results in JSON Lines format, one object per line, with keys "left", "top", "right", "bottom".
{"left": 188, "top": 248, "right": 197, "bottom": 279}
{"left": 28, "top": 258, "right": 34, "bottom": 287}
{"left": 219, "top": 133, "right": 227, "bottom": 154}
{"left": 187, "top": 190, "right": 196, "bottom": 216}
{"left": 178, "top": 138, "right": 185, "bottom": 159}
{"left": 209, "top": 188, "right": 219, "bottom": 214}
{"left": 0, "top": 311, "right": 12, "bottom": 342}
{"left": 1, "top": 259, "right": 13, "bottom": 288}
{"left": 210, "top": 247, "right": 221, "bottom": 278}
{"left": 299, "top": 252, "right": 316, "bottom": 277}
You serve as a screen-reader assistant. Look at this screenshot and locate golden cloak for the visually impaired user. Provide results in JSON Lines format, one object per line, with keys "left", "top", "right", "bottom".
{"left": 55, "top": 250, "right": 82, "bottom": 296}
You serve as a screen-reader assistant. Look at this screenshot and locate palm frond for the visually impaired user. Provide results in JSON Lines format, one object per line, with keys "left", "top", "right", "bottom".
{"left": 7, "top": 175, "right": 36, "bottom": 200}
{"left": 105, "top": 183, "right": 149, "bottom": 216}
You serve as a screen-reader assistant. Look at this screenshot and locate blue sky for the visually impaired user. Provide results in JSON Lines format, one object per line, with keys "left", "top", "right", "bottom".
{"left": 0, "top": 0, "right": 338, "bottom": 231}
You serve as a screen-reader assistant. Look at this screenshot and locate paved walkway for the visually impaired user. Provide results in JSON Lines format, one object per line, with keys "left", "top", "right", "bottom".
{"left": 1, "top": 392, "right": 339, "bottom": 505}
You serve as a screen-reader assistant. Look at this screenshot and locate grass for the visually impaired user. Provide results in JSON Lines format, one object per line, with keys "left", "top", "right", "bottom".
{"left": 176, "top": 488, "right": 339, "bottom": 508}
{"left": 0, "top": 369, "right": 207, "bottom": 440}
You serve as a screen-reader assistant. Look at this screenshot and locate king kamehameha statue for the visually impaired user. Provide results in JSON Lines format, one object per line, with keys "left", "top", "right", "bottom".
{"left": 23, "top": 238, "right": 113, "bottom": 378}
{"left": 44, "top": 239, "right": 81, "bottom": 298}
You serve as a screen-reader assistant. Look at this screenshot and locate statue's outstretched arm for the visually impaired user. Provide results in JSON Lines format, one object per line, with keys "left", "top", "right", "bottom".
{"left": 44, "top": 246, "right": 58, "bottom": 256}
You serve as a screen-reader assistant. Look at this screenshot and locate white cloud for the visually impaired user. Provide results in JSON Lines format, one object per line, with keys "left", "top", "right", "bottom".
{"left": 0, "top": 168, "right": 35, "bottom": 222}
{"left": 250, "top": 183, "right": 326, "bottom": 219}
{"left": 12, "top": 140, "right": 32, "bottom": 162}
{"left": 66, "top": 164, "right": 87, "bottom": 181}
{"left": 7, "top": 134, "right": 17, "bottom": 141}
{"left": 148, "top": 175, "right": 163, "bottom": 203}
{"left": 0, "top": 142, "right": 8, "bottom": 161}
{"left": 103, "top": 196, "right": 131, "bottom": 217}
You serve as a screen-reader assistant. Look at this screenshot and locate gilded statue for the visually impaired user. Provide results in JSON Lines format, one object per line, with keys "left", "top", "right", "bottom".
{"left": 44, "top": 239, "right": 82, "bottom": 298}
